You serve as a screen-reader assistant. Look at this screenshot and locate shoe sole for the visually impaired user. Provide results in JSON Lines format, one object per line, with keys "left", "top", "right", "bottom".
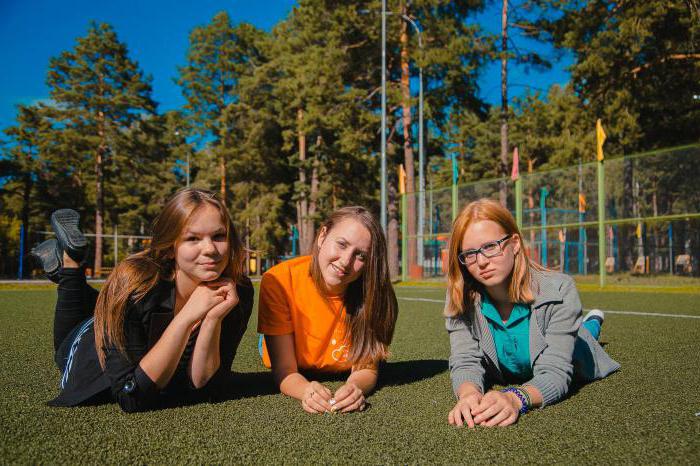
{"left": 51, "top": 209, "right": 87, "bottom": 262}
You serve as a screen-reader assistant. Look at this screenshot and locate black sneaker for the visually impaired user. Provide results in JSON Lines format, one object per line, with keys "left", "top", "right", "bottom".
{"left": 30, "top": 238, "right": 61, "bottom": 283}
{"left": 50, "top": 209, "right": 87, "bottom": 263}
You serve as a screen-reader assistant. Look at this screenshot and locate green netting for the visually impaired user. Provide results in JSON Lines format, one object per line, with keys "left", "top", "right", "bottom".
{"left": 402, "top": 144, "right": 700, "bottom": 282}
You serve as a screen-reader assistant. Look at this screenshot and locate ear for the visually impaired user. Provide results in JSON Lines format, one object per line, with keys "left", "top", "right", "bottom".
{"left": 316, "top": 226, "right": 328, "bottom": 249}
{"left": 512, "top": 234, "right": 522, "bottom": 255}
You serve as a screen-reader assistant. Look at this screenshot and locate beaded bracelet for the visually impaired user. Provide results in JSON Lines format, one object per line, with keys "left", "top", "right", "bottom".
{"left": 519, "top": 385, "right": 532, "bottom": 408}
{"left": 501, "top": 387, "right": 529, "bottom": 415}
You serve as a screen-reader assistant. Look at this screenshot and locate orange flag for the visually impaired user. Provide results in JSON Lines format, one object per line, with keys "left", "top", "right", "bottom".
{"left": 511, "top": 147, "right": 520, "bottom": 181}
{"left": 398, "top": 164, "right": 406, "bottom": 194}
{"left": 578, "top": 193, "right": 586, "bottom": 213}
{"left": 596, "top": 119, "right": 606, "bottom": 161}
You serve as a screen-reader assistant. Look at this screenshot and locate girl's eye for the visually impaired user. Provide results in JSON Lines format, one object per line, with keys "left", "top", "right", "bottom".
{"left": 185, "top": 236, "right": 198, "bottom": 242}
{"left": 356, "top": 252, "right": 367, "bottom": 261}
{"left": 337, "top": 241, "right": 347, "bottom": 249}
{"left": 213, "top": 233, "right": 227, "bottom": 241}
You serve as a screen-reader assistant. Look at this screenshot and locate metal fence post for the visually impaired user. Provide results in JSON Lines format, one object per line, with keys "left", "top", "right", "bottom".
{"left": 597, "top": 158, "right": 606, "bottom": 287}
{"left": 451, "top": 154, "right": 458, "bottom": 221}
{"left": 18, "top": 223, "right": 25, "bottom": 280}
{"left": 401, "top": 192, "right": 408, "bottom": 282}
{"left": 515, "top": 177, "right": 523, "bottom": 229}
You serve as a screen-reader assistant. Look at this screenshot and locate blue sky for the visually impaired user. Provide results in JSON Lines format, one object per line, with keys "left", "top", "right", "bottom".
{"left": 0, "top": 0, "right": 570, "bottom": 132}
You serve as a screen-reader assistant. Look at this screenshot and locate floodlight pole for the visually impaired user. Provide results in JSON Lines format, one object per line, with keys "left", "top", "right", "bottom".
{"left": 379, "top": 9, "right": 424, "bottom": 248}
{"left": 396, "top": 14, "right": 425, "bottom": 268}
{"left": 380, "top": 0, "right": 387, "bottom": 233}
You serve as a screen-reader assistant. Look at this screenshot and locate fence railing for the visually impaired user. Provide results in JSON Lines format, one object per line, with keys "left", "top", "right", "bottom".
{"left": 400, "top": 144, "right": 700, "bottom": 285}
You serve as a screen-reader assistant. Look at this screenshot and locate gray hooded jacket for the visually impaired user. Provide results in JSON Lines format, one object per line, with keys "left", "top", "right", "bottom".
{"left": 446, "top": 270, "right": 620, "bottom": 406}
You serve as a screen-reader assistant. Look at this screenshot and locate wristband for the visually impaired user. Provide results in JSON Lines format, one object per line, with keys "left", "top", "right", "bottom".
{"left": 501, "top": 387, "right": 529, "bottom": 415}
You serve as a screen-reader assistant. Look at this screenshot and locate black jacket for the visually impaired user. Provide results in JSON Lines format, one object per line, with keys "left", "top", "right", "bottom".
{"left": 49, "top": 277, "right": 254, "bottom": 412}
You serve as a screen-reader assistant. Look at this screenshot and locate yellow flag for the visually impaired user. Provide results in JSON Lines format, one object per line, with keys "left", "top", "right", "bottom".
{"left": 398, "top": 164, "right": 406, "bottom": 194}
{"left": 596, "top": 119, "right": 606, "bottom": 161}
{"left": 635, "top": 223, "right": 642, "bottom": 238}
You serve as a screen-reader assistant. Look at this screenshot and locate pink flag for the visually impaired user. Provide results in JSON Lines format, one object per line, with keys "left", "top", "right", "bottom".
{"left": 511, "top": 147, "right": 520, "bottom": 181}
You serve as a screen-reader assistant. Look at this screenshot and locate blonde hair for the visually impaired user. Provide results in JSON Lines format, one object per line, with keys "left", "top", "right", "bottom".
{"left": 94, "top": 188, "right": 245, "bottom": 367}
{"left": 445, "top": 198, "right": 543, "bottom": 317}
{"left": 310, "top": 206, "right": 398, "bottom": 367}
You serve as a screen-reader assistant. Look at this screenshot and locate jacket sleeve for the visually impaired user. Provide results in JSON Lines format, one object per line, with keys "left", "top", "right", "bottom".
{"left": 102, "top": 304, "right": 161, "bottom": 413}
{"left": 196, "top": 279, "right": 255, "bottom": 399}
{"left": 446, "top": 314, "right": 486, "bottom": 397}
{"left": 526, "top": 276, "right": 582, "bottom": 406}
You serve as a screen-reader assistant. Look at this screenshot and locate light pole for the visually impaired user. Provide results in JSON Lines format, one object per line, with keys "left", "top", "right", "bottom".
{"left": 373, "top": 7, "right": 424, "bottom": 242}
{"left": 381, "top": 0, "right": 387, "bottom": 232}
{"left": 398, "top": 14, "right": 425, "bottom": 267}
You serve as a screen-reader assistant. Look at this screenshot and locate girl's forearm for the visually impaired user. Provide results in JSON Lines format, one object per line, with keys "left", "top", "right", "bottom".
{"left": 347, "top": 367, "right": 378, "bottom": 395}
{"left": 278, "top": 371, "right": 312, "bottom": 400}
{"left": 188, "top": 317, "right": 222, "bottom": 388}
{"left": 138, "top": 313, "right": 193, "bottom": 389}
{"left": 456, "top": 381, "right": 483, "bottom": 399}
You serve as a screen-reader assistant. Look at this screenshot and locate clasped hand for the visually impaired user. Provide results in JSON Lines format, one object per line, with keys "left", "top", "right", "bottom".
{"left": 301, "top": 381, "right": 366, "bottom": 414}
{"left": 448, "top": 390, "right": 521, "bottom": 428}
{"left": 179, "top": 279, "right": 239, "bottom": 325}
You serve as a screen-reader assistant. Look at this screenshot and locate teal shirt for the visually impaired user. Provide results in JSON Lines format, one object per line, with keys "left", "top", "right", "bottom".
{"left": 480, "top": 294, "right": 533, "bottom": 381}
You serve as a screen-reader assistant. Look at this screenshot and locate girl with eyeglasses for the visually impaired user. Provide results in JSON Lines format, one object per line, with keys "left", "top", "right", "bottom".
{"left": 444, "top": 199, "right": 619, "bottom": 427}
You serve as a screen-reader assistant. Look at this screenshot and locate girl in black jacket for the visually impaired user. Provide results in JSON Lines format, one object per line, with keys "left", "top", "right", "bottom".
{"left": 32, "top": 188, "right": 253, "bottom": 412}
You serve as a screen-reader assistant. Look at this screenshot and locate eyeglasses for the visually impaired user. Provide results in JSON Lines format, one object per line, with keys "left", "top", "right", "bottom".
{"left": 458, "top": 234, "right": 512, "bottom": 265}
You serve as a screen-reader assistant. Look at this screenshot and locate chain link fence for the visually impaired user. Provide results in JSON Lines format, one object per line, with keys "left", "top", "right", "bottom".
{"left": 402, "top": 144, "right": 700, "bottom": 283}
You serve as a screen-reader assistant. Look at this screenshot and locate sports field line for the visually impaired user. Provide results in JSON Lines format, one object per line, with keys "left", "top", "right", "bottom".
{"left": 397, "top": 297, "right": 700, "bottom": 320}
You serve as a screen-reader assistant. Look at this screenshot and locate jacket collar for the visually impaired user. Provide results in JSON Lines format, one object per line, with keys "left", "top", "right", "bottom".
{"left": 136, "top": 279, "right": 176, "bottom": 312}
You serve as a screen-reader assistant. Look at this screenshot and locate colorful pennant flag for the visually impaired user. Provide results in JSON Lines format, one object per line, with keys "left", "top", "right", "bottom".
{"left": 596, "top": 119, "right": 606, "bottom": 161}
{"left": 511, "top": 147, "right": 520, "bottom": 181}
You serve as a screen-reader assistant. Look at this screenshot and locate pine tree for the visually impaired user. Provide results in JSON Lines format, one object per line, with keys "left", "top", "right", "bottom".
{"left": 46, "top": 22, "right": 155, "bottom": 275}
{"left": 178, "top": 13, "right": 266, "bottom": 204}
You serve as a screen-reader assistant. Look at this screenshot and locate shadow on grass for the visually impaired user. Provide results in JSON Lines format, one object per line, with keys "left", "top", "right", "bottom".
{"left": 379, "top": 359, "right": 448, "bottom": 386}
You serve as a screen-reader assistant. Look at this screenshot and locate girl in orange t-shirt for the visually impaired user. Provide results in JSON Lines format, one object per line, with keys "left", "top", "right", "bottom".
{"left": 258, "top": 206, "right": 398, "bottom": 414}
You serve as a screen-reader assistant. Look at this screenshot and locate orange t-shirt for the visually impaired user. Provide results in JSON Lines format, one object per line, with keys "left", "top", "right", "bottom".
{"left": 257, "top": 256, "right": 353, "bottom": 372}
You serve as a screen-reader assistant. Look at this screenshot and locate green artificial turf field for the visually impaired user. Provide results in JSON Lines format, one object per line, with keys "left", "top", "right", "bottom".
{"left": 1, "top": 285, "right": 699, "bottom": 464}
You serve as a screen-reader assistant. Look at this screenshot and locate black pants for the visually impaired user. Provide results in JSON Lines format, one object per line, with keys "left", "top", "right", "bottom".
{"left": 54, "top": 268, "right": 98, "bottom": 370}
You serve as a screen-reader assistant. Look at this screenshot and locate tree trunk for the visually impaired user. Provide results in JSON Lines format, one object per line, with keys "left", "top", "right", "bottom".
{"left": 499, "top": 0, "right": 509, "bottom": 207}
{"left": 388, "top": 177, "right": 400, "bottom": 280}
{"left": 94, "top": 146, "right": 104, "bottom": 276}
{"left": 94, "top": 110, "right": 105, "bottom": 276}
{"left": 400, "top": 2, "right": 417, "bottom": 276}
{"left": 528, "top": 159, "right": 536, "bottom": 261}
{"left": 295, "top": 108, "right": 318, "bottom": 255}
{"left": 220, "top": 149, "right": 226, "bottom": 205}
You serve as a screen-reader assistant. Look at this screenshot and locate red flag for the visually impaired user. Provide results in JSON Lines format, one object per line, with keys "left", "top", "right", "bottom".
{"left": 511, "top": 147, "right": 519, "bottom": 181}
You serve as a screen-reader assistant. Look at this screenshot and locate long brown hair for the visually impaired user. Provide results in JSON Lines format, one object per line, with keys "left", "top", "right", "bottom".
{"left": 94, "top": 188, "right": 245, "bottom": 367}
{"left": 310, "top": 206, "right": 398, "bottom": 367}
{"left": 445, "top": 198, "right": 544, "bottom": 318}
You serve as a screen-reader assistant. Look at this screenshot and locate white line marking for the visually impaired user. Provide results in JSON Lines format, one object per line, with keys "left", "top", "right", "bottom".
{"left": 397, "top": 297, "right": 700, "bottom": 319}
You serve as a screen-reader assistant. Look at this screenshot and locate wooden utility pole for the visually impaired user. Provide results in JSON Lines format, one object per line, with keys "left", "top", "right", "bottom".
{"left": 295, "top": 108, "right": 318, "bottom": 254}
{"left": 400, "top": 1, "right": 417, "bottom": 276}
